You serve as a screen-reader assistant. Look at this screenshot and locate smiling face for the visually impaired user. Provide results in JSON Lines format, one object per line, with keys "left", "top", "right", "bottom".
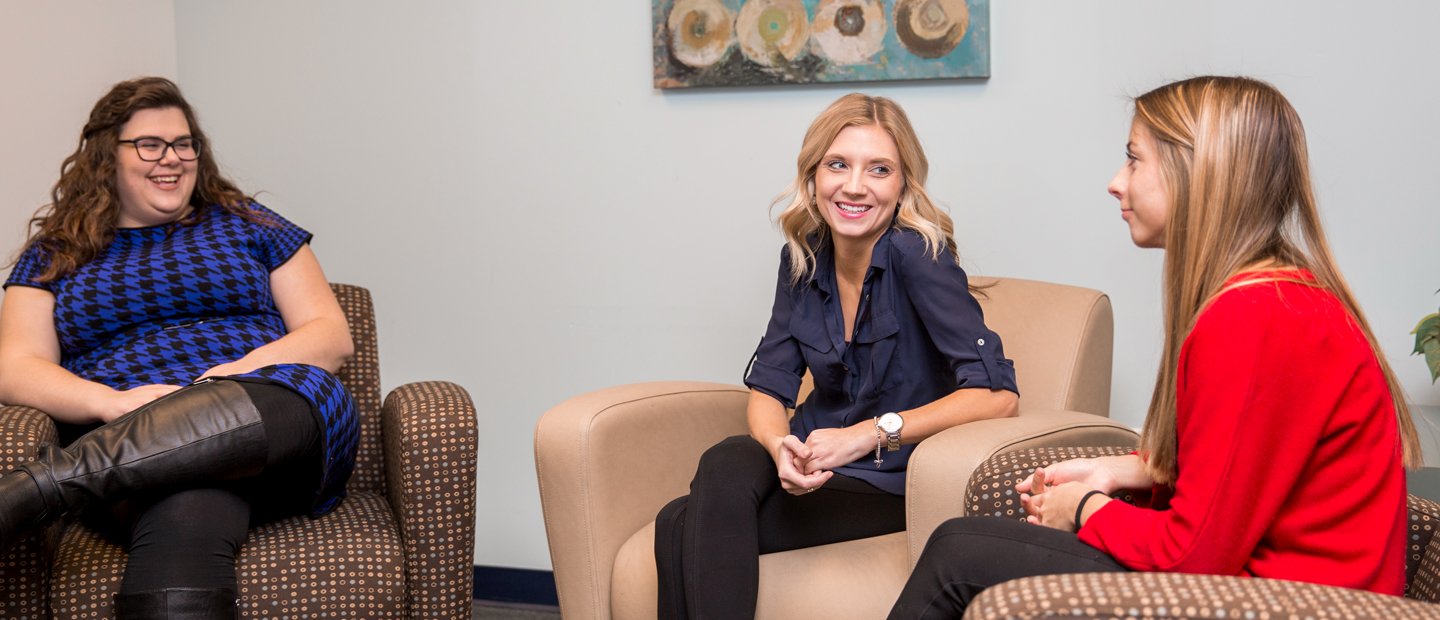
{"left": 114, "top": 107, "right": 198, "bottom": 227}
{"left": 1108, "top": 119, "right": 1171, "bottom": 248}
{"left": 814, "top": 123, "right": 904, "bottom": 249}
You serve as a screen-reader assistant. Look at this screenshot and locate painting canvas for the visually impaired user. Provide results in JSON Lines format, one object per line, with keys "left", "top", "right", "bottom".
{"left": 652, "top": 0, "right": 989, "bottom": 88}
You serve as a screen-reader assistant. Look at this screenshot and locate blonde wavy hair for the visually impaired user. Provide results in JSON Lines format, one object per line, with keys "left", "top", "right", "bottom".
{"left": 774, "top": 93, "right": 959, "bottom": 284}
{"left": 1133, "top": 76, "right": 1420, "bottom": 483}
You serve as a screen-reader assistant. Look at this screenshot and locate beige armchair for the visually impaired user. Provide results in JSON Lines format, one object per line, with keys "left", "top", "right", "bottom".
{"left": 535, "top": 277, "right": 1140, "bottom": 619}
{"left": 0, "top": 284, "right": 479, "bottom": 619}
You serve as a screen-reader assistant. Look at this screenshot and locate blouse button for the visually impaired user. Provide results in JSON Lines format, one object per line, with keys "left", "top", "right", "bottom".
{"left": 977, "top": 338, "right": 986, "bottom": 346}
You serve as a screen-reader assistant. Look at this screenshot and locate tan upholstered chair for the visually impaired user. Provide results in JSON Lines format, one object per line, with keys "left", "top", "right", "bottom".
{"left": 0, "top": 283, "right": 478, "bottom": 619}
{"left": 535, "top": 276, "right": 1140, "bottom": 619}
{"left": 962, "top": 446, "right": 1440, "bottom": 619}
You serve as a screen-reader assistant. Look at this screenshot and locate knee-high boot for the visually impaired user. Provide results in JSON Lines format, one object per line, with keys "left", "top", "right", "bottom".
{"left": 114, "top": 588, "right": 240, "bottom": 619}
{"left": 0, "top": 379, "right": 267, "bottom": 551}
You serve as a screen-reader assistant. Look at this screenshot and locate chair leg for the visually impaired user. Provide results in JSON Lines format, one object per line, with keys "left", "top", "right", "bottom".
{"left": 114, "top": 588, "right": 239, "bottom": 619}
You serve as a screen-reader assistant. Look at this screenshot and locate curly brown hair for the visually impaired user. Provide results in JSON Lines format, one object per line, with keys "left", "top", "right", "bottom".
{"left": 18, "top": 76, "right": 259, "bottom": 282}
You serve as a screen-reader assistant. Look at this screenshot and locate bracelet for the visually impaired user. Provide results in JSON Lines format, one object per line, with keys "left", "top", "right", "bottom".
{"left": 873, "top": 417, "right": 884, "bottom": 467}
{"left": 1074, "top": 490, "right": 1107, "bottom": 531}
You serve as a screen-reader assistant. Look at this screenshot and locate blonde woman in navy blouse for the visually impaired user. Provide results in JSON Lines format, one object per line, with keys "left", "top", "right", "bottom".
{"left": 653, "top": 93, "right": 1020, "bottom": 619}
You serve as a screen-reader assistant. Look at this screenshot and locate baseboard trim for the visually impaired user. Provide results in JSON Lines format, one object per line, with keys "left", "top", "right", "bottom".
{"left": 472, "top": 565, "right": 559, "bottom": 607}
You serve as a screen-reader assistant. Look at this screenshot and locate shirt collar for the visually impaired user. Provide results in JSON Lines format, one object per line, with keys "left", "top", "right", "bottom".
{"left": 811, "top": 226, "right": 898, "bottom": 296}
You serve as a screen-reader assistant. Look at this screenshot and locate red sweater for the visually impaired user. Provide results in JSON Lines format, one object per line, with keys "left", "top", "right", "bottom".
{"left": 1079, "top": 271, "right": 1408, "bottom": 595}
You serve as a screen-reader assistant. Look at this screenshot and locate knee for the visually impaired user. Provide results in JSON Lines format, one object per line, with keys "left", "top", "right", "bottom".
{"left": 921, "top": 517, "right": 1011, "bottom": 559}
{"left": 655, "top": 495, "right": 688, "bottom": 532}
{"left": 695, "top": 436, "right": 769, "bottom": 481}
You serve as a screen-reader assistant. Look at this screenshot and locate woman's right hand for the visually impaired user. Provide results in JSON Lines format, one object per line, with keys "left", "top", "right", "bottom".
{"left": 96, "top": 384, "right": 182, "bottom": 422}
{"left": 1015, "top": 454, "right": 1150, "bottom": 497}
{"left": 771, "top": 435, "right": 833, "bottom": 495}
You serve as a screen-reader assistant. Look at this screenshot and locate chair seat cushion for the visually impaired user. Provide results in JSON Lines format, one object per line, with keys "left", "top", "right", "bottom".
{"left": 49, "top": 491, "right": 404, "bottom": 619}
{"left": 611, "top": 521, "right": 909, "bottom": 620}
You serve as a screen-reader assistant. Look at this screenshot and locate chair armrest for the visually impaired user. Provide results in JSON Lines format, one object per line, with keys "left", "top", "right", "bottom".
{"left": 966, "top": 572, "right": 1440, "bottom": 619}
{"left": 535, "top": 381, "right": 750, "bottom": 620}
{"left": 381, "top": 381, "right": 478, "bottom": 620}
{"left": 0, "top": 405, "right": 59, "bottom": 618}
{"left": 0, "top": 405, "right": 57, "bottom": 463}
{"left": 905, "top": 409, "right": 1138, "bottom": 564}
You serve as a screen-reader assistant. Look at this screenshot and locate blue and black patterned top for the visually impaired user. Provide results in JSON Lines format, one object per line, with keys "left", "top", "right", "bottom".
{"left": 3, "top": 203, "right": 358, "bottom": 515}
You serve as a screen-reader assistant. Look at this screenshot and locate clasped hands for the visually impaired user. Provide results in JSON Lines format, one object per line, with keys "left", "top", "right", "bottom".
{"left": 1017, "top": 456, "right": 1128, "bottom": 531}
{"left": 772, "top": 422, "right": 876, "bottom": 496}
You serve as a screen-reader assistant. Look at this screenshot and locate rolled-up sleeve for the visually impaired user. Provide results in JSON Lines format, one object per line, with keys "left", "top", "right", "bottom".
{"left": 743, "top": 248, "right": 806, "bottom": 408}
{"left": 895, "top": 240, "right": 1017, "bottom": 394}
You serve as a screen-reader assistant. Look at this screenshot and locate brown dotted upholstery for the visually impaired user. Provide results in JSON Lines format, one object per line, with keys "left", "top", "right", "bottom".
{"left": 966, "top": 446, "right": 1138, "bottom": 521}
{"left": 967, "top": 571, "right": 1440, "bottom": 619}
{"left": 962, "top": 447, "right": 1440, "bottom": 618}
{"left": 1410, "top": 497, "right": 1440, "bottom": 602}
{"left": 0, "top": 405, "right": 58, "bottom": 620}
{"left": 2, "top": 284, "right": 478, "bottom": 619}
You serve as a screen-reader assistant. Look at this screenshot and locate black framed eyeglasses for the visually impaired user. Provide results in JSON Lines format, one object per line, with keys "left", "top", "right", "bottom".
{"left": 118, "top": 137, "right": 202, "bottom": 162}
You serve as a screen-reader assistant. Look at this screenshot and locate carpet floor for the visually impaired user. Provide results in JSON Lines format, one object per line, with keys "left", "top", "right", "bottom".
{"left": 472, "top": 601, "right": 561, "bottom": 619}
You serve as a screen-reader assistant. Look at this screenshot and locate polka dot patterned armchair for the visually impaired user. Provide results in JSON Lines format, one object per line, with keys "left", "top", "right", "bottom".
{"left": 961, "top": 446, "right": 1440, "bottom": 619}
{"left": 0, "top": 284, "right": 478, "bottom": 619}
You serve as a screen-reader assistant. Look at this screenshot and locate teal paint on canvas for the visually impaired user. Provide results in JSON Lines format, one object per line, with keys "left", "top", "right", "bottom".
{"left": 653, "top": 0, "right": 989, "bottom": 89}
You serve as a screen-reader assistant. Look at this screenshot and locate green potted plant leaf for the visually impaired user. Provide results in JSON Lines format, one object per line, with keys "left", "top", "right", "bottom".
{"left": 1416, "top": 291, "right": 1440, "bottom": 384}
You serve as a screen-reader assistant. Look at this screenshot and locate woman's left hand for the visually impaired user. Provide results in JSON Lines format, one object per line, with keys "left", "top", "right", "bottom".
{"left": 1020, "top": 479, "right": 1092, "bottom": 531}
{"left": 801, "top": 421, "right": 876, "bottom": 474}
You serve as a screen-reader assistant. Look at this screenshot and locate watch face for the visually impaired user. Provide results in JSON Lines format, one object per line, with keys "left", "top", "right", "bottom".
{"left": 878, "top": 413, "right": 903, "bottom": 433}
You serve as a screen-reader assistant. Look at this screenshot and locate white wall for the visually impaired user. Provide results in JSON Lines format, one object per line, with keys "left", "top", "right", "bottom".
{"left": 0, "top": 1, "right": 177, "bottom": 255}
{"left": 2, "top": 1, "right": 1435, "bottom": 572}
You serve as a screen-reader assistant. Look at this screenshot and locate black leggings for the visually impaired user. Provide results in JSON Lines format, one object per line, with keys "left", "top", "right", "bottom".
{"left": 887, "top": 516, "right": 1129, "bottom": 619}
{"left": 654, "top": 435, "right": 907, "bottom": 619}
{"left": 77, "top": 381, "right": 323, "bottom": 594}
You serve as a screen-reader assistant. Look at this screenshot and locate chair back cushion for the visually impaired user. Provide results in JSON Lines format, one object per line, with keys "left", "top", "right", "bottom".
{"left": 971, "top": 277, "right": 1113, "bottom": 417}
{"left": 1408, "top": 495, "right": 1440, "bottom": 600}
{"left": 330, "top": 283, "right": 384, "bottom": 494}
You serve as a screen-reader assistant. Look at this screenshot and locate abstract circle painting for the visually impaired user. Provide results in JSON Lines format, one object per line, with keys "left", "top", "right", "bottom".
{"left": 668, "top": 0, "right": 735, "bottom": 68}
{"left": 651, "top": 0, "right": 990, "bottom": 88}
{"left": 895, "top": 0, "right": 970, "bottom": 59}
{"left": 811, "top": 0, "right": 886, "bottom": 66}
{"left": 736, "top": 0, "right": 811, "bottom": 67}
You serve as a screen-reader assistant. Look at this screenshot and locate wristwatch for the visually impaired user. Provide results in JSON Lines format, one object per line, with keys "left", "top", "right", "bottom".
{"left": 876, "top": 412, "right": 904, "bottom": 451}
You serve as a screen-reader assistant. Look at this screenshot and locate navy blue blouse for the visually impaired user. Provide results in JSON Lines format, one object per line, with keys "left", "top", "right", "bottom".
{"left": 744, "top": 227, "right": 1018, "bottom": 494}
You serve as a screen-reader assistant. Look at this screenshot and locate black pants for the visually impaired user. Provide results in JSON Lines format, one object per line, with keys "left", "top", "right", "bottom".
{"left": 71, "top": 381, "right": 323, "bottom": 594}
{"left": 654, "top": 435, "right": 907, "bottom": 619}
{"left": 887, "top": 516, "right": 1129, "bottom": 619}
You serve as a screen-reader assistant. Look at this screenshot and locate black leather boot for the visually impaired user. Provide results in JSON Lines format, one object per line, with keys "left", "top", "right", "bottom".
{"left": 0, "top": 380, "right": 267, "bottom": 551}
{"left": 114, "top": 587, "right": 240, "bottom": 619}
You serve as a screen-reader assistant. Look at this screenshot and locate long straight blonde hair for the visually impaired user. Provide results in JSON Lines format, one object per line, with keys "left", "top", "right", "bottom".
{"left": 774, "top": 93, "right": 958, "bottom": 284}
{"left": 1135, "top": 76, "right": 1420, "bottom": 483}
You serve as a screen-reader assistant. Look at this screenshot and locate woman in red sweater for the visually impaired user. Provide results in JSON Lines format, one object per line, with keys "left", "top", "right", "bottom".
{"left": 887, "top": 75, "right": 1421, "bottom": 618}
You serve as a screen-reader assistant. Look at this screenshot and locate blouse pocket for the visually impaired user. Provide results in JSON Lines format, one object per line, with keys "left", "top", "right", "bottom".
{"left": 789, "top": 313, "right": 842, "bottom": 394}
{"left": 789, "top": 312, "right": 832, "bottom": 354}
{"left": 856, "top": 311, "right": 903, "bottom": 394}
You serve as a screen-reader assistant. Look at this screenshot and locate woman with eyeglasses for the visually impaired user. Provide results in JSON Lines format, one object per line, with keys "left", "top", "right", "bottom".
{"left": 0, "top": 77, "right": 357, "bottom": 619}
